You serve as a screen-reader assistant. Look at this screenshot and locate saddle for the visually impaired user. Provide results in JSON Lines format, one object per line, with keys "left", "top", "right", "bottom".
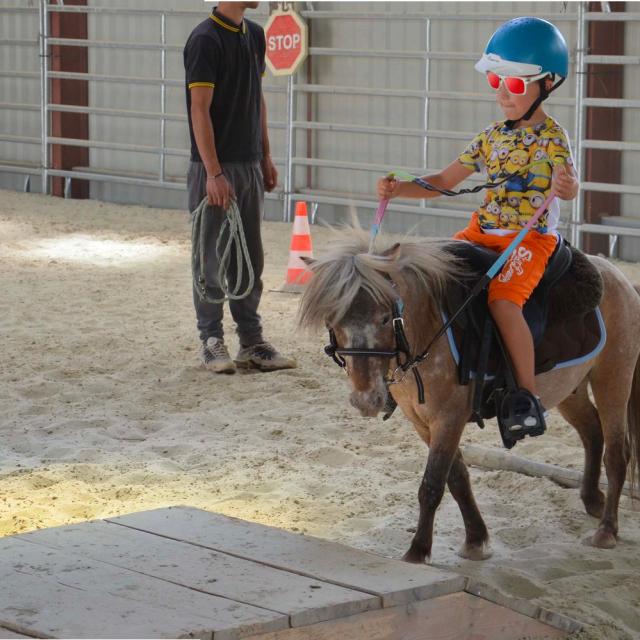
{"left": 442, "top": 238, "right": 605, "bottom": 447}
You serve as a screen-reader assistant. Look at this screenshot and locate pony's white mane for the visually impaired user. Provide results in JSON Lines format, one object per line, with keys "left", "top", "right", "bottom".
{"left": 298, "top": 229, "right": 467, "bottom": 330}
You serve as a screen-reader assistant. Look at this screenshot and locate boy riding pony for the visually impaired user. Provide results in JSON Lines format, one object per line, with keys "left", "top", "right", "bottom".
{"left": 377, "top": 17, "right": 579, "bottom": 435}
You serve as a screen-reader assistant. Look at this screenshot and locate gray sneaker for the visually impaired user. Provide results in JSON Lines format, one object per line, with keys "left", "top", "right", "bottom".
{"left": 235, "top": 341, "right": 297, "bottom": 371}
{"left": 200, "top": 337, "right": 236, "bottom": 374}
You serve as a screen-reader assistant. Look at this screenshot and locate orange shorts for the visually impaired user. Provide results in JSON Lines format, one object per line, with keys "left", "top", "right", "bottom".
{"left": 453, "top": 213, "right": 559, "bottom": 308}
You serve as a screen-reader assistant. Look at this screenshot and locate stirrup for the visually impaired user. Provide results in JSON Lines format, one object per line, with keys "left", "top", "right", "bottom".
{"left": 497, "top": 388, "right": 546, "bottom": 449}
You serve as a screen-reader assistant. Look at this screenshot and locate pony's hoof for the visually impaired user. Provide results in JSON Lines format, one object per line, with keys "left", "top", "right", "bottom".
{"left": 590, "top": 528, "right": 617, "bottom": 549}
{"left": 457, "top": 540, "right": 492, "bottom": 561}
{"left": 402, "top": 548, "right": 430, "bottom": 564}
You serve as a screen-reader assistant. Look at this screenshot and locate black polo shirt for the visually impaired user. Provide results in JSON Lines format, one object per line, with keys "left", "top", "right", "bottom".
{"left": 184, "top": 9, "right": 266, "bottom": 164}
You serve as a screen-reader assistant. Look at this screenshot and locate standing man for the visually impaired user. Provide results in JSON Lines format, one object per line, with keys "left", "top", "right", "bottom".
{"left": 184, "top": 2, "right": 296, "bottom": 374}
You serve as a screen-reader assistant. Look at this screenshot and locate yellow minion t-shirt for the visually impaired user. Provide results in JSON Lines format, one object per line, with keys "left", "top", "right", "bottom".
{"left": 458, "top": 116, "right": 574, "bottom": 235}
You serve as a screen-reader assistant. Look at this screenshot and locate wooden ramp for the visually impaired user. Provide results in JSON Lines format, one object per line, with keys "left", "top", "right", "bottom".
{"left": 0, "top": 506, "right": 581, "bottom": 639}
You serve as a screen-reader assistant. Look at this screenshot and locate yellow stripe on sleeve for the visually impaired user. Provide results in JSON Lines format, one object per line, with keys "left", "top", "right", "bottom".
{"left": 189, "top": 82, "right": 215, "bottom": 89}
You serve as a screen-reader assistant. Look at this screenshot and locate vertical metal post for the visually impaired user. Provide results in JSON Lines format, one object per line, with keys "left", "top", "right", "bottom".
{"left": 39, "top": 0, "right": 49, "bottom": 194}
{"left": 609, "top": 234, "right": 618, "bottom": 258}
{"left": 159, "top": 12, "right": 167, "bottom": 183}
{"left": 283, "top": 74, "right": 295, "bottom": 222}
{"left": 571, "top": 1, "right": 586, "bottom": 248}
{"left": 421, "top": 17, "right": 431, "bottom": 208}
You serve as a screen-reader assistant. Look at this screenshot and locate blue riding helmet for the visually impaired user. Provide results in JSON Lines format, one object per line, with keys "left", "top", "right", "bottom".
{"left": 475, "top": 17, "right": 569, "bottom": 79}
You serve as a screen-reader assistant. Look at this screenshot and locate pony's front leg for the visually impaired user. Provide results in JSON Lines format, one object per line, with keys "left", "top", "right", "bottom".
{"left": 403, "top": 423, "right": 464, "bottom": 564}
{"left": 448, "top": 449, "right": 491, "bottom": 560}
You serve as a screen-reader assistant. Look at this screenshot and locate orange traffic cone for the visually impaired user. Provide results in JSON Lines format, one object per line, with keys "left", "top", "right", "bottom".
{"left": 281, "top": 201, "right": 313, "bottom": 292}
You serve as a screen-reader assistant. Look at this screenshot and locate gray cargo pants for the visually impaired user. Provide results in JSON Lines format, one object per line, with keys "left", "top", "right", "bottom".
{"left": 187, "top": 160, "right": 264, "bottom": 346}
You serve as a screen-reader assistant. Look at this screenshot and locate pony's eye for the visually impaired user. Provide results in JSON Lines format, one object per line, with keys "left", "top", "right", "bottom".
{"left": 381, "top": 315, "right": 391, "bottom": 325}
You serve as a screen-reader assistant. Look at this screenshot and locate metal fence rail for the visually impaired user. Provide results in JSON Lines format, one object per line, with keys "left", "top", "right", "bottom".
{"left": 0, "top": 2, "right": 639, "bottom": 250}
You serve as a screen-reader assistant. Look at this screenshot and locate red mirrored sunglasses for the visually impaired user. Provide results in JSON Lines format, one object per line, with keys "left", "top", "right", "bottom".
{"left": 486, "top": 71, "right": 549, "bottom": 96}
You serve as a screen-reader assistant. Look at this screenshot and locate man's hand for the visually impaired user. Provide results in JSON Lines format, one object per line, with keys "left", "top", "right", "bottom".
{"left": 551, "top": 163, "right": 578, "bottom": 200}
{"left": 377, "top": 176, "right": 403, "bottom": 201}
{"left": 207, "top": 173, "right": 234, "bottom": 210}
{"left": 261, "top": 155, "right": 278, "bottom": 192}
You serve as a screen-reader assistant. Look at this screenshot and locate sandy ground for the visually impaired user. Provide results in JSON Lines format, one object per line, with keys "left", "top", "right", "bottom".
{"left": 1, "top": 189, "right": 640, "bottom": 639}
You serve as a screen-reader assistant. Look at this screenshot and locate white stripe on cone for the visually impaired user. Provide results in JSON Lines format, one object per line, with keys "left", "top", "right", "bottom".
{"left": 292, "top": 216, "right": 311, "bottom": 236}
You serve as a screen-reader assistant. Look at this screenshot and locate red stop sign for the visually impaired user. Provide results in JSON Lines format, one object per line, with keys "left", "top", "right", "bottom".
{"left": 264, "top": 10, "right": 308, "bottom": 76}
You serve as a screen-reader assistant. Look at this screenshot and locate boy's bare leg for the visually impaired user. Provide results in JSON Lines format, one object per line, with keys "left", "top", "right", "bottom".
{"left": 489, "top": 299, "right": 536, "bottom": 394}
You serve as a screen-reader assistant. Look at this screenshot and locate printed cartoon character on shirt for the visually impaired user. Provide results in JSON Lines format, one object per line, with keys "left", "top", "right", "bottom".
{"left": 526, "top": 155, "right": 552, "bottom": 190}
{"left": 479, "top": 199, "right": 502, "bottom": 229}
{"left": 506, "top": 191, "right": 522, "bottom": 210}
{"left": 531, "top": 147, "right": 549, "bottom": 165}
{"left": 504, "top": 148, "right": 529, "bottom": 192}
{"left": 487, "top": 143, "right": 511, "bottom": 176}
{"left": 521, "top": 132, "right": 538, "bottom": 149}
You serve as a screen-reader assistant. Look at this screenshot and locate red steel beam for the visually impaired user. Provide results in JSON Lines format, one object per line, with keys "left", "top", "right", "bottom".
{"left": 49, "top": 0, "right": 89, "bottom": 198}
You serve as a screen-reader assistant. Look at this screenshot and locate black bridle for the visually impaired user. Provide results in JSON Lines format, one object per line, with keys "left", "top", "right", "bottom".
{"left": 323, "top": 272, "right": 486, "bottom": 406}
{"left": 324, "top": 299, "right": 426, "bottom": 404}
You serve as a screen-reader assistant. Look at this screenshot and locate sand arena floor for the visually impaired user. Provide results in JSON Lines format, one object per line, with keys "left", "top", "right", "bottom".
{"left": 1, "top": 189, "right": 640, "bottom": 639}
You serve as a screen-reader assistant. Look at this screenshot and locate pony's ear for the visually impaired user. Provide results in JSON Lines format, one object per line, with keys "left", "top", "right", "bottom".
{"left": 381, "top": 243, "right": 401, "bottom": 260}
{"left": 300, "top": 256, "right": 316, "bottom": 266}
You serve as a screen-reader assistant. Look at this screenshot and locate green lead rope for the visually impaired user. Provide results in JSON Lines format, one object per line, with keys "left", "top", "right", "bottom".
{"left": 192, "top": 196, "right": 255, "bottom": 304}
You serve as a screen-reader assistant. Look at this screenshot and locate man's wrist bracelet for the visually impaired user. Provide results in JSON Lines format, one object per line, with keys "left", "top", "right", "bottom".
{"left": 207, "top": 171, "right": 223, "bottom": 181}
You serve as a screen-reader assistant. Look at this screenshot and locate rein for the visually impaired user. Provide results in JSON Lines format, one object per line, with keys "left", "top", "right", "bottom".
{"left": 326, "top": 162, "right": 557, "bottom": 407}
{"left": 369, "top": 159, "right": 551, "bottom": 253}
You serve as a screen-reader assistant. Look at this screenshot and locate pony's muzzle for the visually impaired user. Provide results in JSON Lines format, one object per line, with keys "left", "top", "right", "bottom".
{"left": 349, "top": 390, "right": 385, "bottom": 417}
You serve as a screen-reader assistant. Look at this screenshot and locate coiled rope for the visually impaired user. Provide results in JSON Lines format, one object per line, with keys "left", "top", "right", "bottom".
{"left": 192, "top": 196, "right": 254, "bottom": 304}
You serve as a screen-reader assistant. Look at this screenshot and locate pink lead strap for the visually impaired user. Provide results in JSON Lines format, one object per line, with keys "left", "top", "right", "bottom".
{"left": 368, "top": 198, "right": 390, "bottom": 253}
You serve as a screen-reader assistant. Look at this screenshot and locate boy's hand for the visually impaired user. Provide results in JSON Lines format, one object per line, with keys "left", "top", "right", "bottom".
{"left": 551, "top": 163, "right": 578, "bottom": 200}
{"left": 377, "top": 176, "right": 403, "bottom": 200}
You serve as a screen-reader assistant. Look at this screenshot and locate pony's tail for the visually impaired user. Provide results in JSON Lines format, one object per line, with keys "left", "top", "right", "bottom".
{"left": 627, "top": 284, "right": 640, "bottom": 496}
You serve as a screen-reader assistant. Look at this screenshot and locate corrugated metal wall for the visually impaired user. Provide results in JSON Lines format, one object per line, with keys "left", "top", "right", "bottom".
{"left": 1, "top": 1, "right": 639, "bottom": 238}
{"left": 84, "top": 0, "right": 282, "bottom": 210}
{"left": 302, "top": 1, "right": 579, "bottom": 235}
{"left": 623, "top": 13, "right": 640, "bottom": 220}
{"left": 0, "top": 0, "right": 40, "bottom": 191}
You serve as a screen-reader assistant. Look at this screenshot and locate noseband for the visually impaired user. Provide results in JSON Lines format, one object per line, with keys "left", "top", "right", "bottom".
{"left": 324, "top": 299, "right": 426, "bottom": 405}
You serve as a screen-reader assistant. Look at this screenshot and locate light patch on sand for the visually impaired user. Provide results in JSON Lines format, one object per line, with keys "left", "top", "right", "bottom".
{"left": 16, "top": 234, "right": 176, "bottom": 266}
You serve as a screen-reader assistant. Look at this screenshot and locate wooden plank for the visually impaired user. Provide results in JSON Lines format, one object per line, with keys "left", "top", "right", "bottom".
{"left": 0, "top": 570, "right": 218, "bottom": 639}
{"left": 0, "top": 628, "right": 34, "bottom": 639}
{"left": 0, "top": 538, "right": 287, "bottom": 640}
{"left": 465, "top": 578, "right": 540, "bottom": 619}
{"left": 237, "top": 592, "right": 567, "bottom": 640}
{"left": 108, "top": 507, "right": 466, "bottom": 607}
{"left": 466, "top": 579, "right": 582, "bottom": 634}
{"left": 538, "top": 609, "right": 583, "bottom": 635}
{"left": 20, "top": 521, "right": 379, "bottom": 628}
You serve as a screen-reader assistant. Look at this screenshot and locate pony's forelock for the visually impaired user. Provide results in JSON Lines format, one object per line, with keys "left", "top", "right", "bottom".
{"left": 298, "top": 230, "right": 466, "bottom": 331}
